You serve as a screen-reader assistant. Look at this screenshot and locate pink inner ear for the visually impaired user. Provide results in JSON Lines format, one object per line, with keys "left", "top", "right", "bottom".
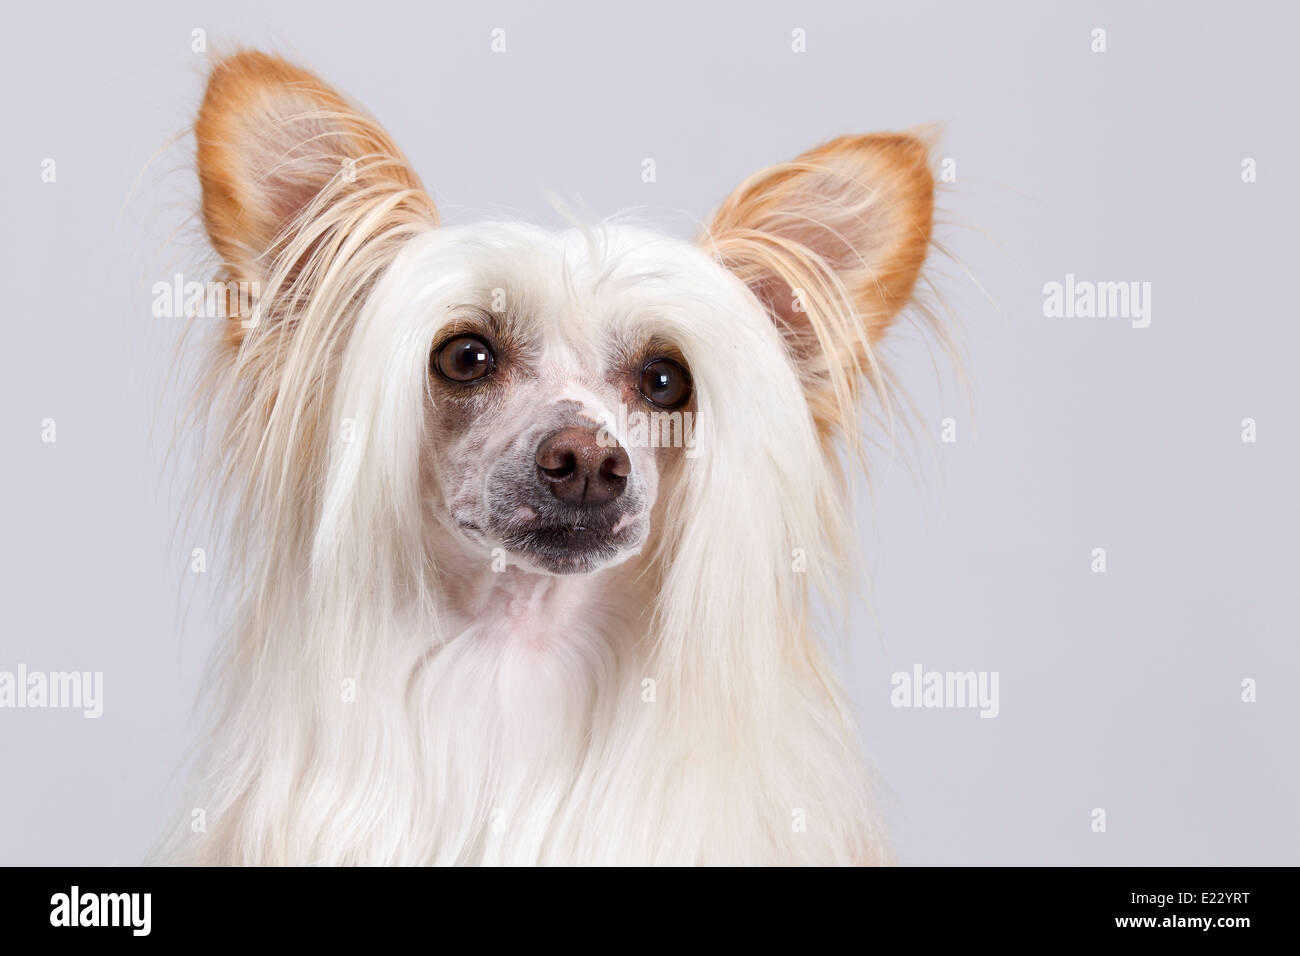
{"left": 197, "top": 51, "right": 436, "bottom": 301}
{"left": 750, "top": 274, "right": 824, "bottom": 363}
{"left": 235, "top": 93, "right": 354, "bottom": 229}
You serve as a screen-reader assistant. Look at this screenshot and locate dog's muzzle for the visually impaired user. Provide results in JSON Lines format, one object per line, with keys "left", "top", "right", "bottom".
{"left": 483, "top": 422, "right": 646, "bottom": 574}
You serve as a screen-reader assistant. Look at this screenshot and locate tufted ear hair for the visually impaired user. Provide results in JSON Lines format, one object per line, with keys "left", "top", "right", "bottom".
{"left": 702, "top": 133, "right": 935, "bottom": 439}
{"left": 195, "top": 50, "right": 437, "bottom": 343}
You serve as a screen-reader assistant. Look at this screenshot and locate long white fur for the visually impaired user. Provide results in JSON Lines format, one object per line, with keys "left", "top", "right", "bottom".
{"left": 164, "top": 216, "right": 888, "bottom": 865}
{"left": 162, "top": 54, "right": 940, "bottom": 862}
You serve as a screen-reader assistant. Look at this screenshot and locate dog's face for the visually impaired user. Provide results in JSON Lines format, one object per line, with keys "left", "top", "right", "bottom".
{"left": 193, "top": 53, "right": 935, "bottom": 586}
{"left": 412, "top": 226, "right": 716, "bottom": 576}
{"left": 428, "top": 310, "right": 661, "bottom": 575}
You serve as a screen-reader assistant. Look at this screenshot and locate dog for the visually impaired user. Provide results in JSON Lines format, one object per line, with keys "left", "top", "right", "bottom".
{"left": 165, "top": 50, "right": 938, "bottom": 865}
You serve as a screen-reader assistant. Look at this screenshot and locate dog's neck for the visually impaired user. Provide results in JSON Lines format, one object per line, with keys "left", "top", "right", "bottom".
{"left": 429, "top": 548, "right": 654, "bottom": 655}
{"left": 441, "top": 566, "right": 597, "bottom": 646}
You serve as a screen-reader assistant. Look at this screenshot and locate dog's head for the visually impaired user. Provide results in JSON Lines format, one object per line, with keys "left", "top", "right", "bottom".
{"left": 194, "top": 52, "right": 934, "bottom": 584}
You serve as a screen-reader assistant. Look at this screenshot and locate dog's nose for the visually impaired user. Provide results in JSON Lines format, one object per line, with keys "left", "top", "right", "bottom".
{"left": 536, "top": 426, "right": 630, "bottom": 507}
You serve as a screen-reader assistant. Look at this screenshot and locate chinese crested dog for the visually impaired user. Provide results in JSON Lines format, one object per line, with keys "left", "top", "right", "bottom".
{"left": 167, "top": 51, "right": 939, "bottom": 865}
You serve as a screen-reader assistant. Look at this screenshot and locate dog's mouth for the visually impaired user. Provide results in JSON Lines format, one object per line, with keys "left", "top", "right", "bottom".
{"left": 499, "top": 515, "right": 642, "bottom": 574}
{"left": 454, "top": 510, "right": 642, "bottom": 575}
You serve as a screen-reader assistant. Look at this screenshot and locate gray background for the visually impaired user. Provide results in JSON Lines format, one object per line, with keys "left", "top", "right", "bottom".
{"left": 2, "top": 0, "right": 1296, "bottom": 865}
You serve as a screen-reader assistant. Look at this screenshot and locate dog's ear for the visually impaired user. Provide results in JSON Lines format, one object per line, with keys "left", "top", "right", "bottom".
{"left": 196, "top": 51, "right": 436, "bottom": 341}
{"left": 703, "top": 133, "right": 934, "bottom": 437}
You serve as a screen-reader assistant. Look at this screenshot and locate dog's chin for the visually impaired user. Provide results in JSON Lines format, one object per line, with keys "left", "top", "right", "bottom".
{"left": 501, "top": 520, "right": 645, "bottom": 576}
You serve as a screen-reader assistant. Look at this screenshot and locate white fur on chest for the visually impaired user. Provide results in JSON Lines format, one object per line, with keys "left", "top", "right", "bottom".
{"left": 406, "top": 574, "right": 630, "bottom": 864}
{"left": 178, "top": 574, "right": 884, "bottom": 865}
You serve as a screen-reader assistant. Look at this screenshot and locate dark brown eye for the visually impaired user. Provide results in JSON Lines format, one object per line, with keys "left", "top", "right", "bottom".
{"left": 433, "top": 335, "right": 495, "bottom": 383}
{"left": 638, "top": 357, "right": 692, "bottom": 409}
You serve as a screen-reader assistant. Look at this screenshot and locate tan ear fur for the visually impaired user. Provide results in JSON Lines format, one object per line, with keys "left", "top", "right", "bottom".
{"left": 703, "top": 133, "right": 935, "bottom": 439}
{"left": 195, "top": 51, "right": 436, "bottom": 342}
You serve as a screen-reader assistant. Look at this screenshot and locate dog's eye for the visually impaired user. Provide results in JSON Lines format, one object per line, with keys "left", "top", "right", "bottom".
{"left": 638, "top": 358, "right": 692, "bottom": 409}
{"left": 433, "top": 335, "right": 496, "bottom": 383}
